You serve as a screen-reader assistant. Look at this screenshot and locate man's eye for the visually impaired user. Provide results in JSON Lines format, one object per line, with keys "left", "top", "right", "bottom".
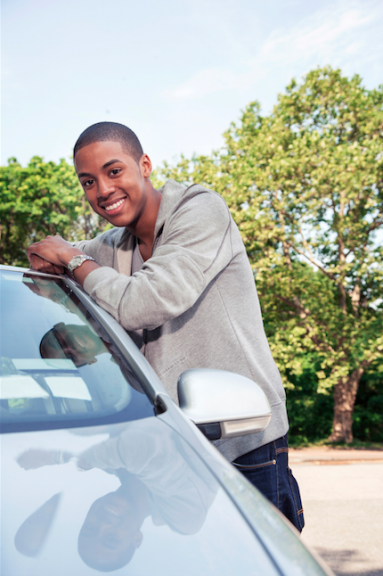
{"left": 110, "top": 169, "right": 121, "bottom": 176}
{"left": 83, "top": 179, "right": 94, "bottom": 187}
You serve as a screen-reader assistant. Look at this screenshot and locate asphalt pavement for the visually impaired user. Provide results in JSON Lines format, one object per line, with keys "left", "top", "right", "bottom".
{"left": 289, "top": 447, "right": 383, "bottom": 576}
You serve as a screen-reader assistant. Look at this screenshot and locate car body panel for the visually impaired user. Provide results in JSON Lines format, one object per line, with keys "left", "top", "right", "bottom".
{"left": 1, "top": 418, "right": 279, "bottom": 576}
{"left": 157, "top": 398, "right": 333, "bottom": 576}
{"left": 0, "top": 266, "right": 334, "bottom": 575}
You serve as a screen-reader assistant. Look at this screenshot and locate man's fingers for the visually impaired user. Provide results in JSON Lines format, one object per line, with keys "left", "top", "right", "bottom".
{"left": 29, "top": 254, "right": 46, "bottom": 270}
{"left": 28, "top": 250, "right": 42, "bottom": 267}
{"left": 77, "top": 456, "right": 93, "bottom": 471}
{"left": 17, "top": 449, "right": 55, "bottom": 470}
{"left": 27, "top": 235, "right": 76, "bottom": 269}
{"left": 23, "top": 277, "right": 41, "bottom": 296}
{"left": 27, "top": 240, "right": 42, "bottom": 258}
{"left": 29, "top": 254, "right": 40, "bottom": 269}
{"left": 29, "top": 254, "right": 62, "bottom": 275}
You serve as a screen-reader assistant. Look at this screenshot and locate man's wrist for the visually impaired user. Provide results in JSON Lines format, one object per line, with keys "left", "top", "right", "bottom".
{"left": 68, "top": 254, "right": 96, "bottom": 277}
{"left": 58, "top": 248, "right": 84, "bottom": 268}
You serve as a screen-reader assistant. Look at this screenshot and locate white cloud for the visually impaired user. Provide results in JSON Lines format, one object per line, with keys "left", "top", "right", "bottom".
{"left": 162, "top": 68, "right": 239, "bottom": 101}
{"left": 259, "top": 6, "right": 374, "bottom": 65}
{"left": 163, "top": 1, "right": 382, "bottom": 102}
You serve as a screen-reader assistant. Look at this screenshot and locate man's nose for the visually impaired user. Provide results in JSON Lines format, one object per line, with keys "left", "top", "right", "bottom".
{"left": 97, "top": 178, "right": 115, "bottom": 198}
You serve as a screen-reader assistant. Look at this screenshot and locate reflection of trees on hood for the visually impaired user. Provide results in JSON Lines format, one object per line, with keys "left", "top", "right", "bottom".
{"left": 15, "top": 493, "right": 62, "bottom": 557}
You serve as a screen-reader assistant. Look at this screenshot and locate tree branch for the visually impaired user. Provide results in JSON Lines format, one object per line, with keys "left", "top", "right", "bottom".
{"left": 286, "top": 241, "right": 336, "bottom": 281}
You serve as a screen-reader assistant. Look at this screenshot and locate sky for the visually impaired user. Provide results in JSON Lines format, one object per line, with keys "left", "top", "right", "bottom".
{"left": 2, "top": 0, "right": 383, "bottom": 169}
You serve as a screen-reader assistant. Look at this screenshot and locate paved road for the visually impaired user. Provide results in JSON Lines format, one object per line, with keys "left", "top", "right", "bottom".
{"left": 289, "top": 448, "right": 383, "bottom": 576}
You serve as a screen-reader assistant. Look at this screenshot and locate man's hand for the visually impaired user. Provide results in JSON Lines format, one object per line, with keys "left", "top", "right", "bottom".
{"left": 17, "top": 449, "right": 72, "bottom": 470}
{"left": 28, "top": 254, "right": 65, "bottom": 275}
{"left": 27, "top": 235, "right": 81, "bottom": 274}
{"left": 77, "top": 455, "right": 94, "bottom": 471}
{"left": 24, "top": 274, "right": 65, "bottom": 301}
{"left": 28, "top": 235, "right": 100, "bottom": 285}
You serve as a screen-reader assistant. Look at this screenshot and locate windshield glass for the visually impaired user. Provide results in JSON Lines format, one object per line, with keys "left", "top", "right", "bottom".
{"left": 0, "top": 270, "right": 155, "bottom": 432}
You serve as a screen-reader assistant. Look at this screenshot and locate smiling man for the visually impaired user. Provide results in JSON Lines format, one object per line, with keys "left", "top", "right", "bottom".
{"left": 27, "top": 121, "right": 304, "bottom": 531}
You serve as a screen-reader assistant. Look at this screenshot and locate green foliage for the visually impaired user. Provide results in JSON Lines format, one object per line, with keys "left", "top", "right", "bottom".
{"left": 285, "top": 354, "right": 334, "bottom": 444}
{"left": 2, "top": 66, "right": 382, "bottom": 443}
{"left": 0, "top": 157, "right": 110, "bottom": 266}
{"left": 158, "top": 66, "right": 383, "bottom": 442}
{"left": 286, "top": 359, "right": 383, "bottom": 444}
{"left": 353, "top": 364, "right": 383, "bottom": 442}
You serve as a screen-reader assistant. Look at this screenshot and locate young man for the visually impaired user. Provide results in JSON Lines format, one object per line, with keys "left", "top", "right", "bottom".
{"left": 27, "top": 122, "right": 304, "bottom": 531}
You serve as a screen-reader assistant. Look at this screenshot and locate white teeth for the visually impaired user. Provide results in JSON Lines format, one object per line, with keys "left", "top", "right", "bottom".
{"left": 104, "top": 506, "right": 121, "bottom": 517}
{"left": 105, "top": 199, "right": 124, "bottom": 211}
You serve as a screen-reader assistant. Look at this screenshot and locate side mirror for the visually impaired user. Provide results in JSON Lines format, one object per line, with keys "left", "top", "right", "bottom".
{"left": 178, "top": 369, "right": 271, "bottom": 440}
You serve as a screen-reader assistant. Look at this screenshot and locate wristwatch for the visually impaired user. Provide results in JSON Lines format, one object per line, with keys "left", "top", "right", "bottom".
{"left": 67, "top": 255, "right": 95, "bottom": 278}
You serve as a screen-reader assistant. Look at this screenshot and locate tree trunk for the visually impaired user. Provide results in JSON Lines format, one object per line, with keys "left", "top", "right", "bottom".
{"left": 328, "top": 368, "right": 364, "bottom": 443}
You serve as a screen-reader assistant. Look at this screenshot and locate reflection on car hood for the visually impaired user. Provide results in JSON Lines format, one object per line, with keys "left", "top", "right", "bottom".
{"left": 1, "top": 416, "right": 277, "bottom": 576}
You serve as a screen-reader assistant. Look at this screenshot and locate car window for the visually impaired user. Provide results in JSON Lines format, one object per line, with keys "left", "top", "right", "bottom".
{"left": 0, "top": 271, "right": 155, "bottom": 432}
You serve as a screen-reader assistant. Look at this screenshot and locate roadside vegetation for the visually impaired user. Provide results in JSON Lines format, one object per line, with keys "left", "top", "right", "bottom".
{"left": 1, "top": 67, "right": 382, "bottom": 445}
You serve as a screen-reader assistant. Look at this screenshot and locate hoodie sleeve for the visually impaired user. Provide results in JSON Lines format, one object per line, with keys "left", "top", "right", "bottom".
{"left": 71, "top": 227, "right": 126, "bottom": 267}
{"left": 83, "top": 191, "right": 236, "bottom": 331}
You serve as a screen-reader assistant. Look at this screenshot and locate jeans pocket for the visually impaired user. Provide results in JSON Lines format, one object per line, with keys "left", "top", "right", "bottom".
{"left": 234, "top": 458, "right": 278, "bottom": 506}
{"left": 233, "top": 459, "right": 276, "bottom": 471}
{"left": 287, "top": 467, "right": 305, "bottom": 532}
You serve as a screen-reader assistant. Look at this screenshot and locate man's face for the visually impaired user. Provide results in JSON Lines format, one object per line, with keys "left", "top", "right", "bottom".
{"left": 78, "top": 489, "right": 143, "bottom": 570}
{"left": 41, "top": 323, "right": 105, "bottom": 368}
{"left": 74, "top": 140, "right": 152, "bottom": 229}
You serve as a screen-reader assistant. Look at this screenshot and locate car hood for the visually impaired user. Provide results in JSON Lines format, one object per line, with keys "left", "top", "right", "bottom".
{"left": 1, "top": 416, "right": 278, "bottom": 576}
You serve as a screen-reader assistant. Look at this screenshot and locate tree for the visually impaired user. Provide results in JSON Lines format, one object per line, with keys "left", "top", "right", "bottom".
{"left": 156, "top": 67, "right": 383, "bottom": 443}
{"left": 0, "top": 157, "right": 110, "bottom": 266}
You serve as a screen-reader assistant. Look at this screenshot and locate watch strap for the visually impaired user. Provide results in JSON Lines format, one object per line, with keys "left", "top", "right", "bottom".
{"left": 68, "top": 254, "right": 95, "bottom": 276}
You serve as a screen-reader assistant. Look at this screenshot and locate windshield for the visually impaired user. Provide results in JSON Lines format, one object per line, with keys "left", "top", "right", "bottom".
{"left": 0, "top": 270, "right": 155, "bottom": 432}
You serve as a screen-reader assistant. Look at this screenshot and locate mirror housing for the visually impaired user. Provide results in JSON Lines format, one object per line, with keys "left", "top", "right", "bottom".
{"left": 178, "top": 369, "right": 271, "bottom": 440}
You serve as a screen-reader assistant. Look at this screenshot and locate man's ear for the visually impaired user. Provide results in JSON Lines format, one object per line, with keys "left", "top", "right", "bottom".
{"left": 140, "top": 154, "right": 152, "bottom": 179}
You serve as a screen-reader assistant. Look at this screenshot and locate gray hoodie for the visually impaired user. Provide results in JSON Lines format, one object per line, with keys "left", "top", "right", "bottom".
{"left": 76, "top": 180, "right": 288, "bottom": 461}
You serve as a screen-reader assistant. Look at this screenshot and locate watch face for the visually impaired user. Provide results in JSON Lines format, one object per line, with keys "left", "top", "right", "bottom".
{"left": 69, "top": 255, "right": 83, "bottom": 271}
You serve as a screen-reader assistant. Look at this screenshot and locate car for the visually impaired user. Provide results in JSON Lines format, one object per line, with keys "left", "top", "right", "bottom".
{"left": 0, "top": 264, "right": 333, "bottom": 576}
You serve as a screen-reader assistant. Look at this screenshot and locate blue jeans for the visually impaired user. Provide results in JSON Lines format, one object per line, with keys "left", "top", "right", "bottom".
{"left": 232, "top": 435, "right": 305, "bottom": 532}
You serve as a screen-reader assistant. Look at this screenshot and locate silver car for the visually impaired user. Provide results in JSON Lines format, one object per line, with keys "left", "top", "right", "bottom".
{"left": 0, "top": 265, "right": 333, "bottom": 576}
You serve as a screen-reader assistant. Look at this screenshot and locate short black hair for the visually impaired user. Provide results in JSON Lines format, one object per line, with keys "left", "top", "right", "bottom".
{"left": 78, "top": 540, "right": 136, "bottom": 572}
{"left": 73, "top": 122, "right": 144, "bottom": 163}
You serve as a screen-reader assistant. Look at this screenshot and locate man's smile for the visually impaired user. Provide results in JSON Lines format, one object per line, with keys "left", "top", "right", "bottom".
{"left": 101, "top": 198, "right": 127, "bottom": 215}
